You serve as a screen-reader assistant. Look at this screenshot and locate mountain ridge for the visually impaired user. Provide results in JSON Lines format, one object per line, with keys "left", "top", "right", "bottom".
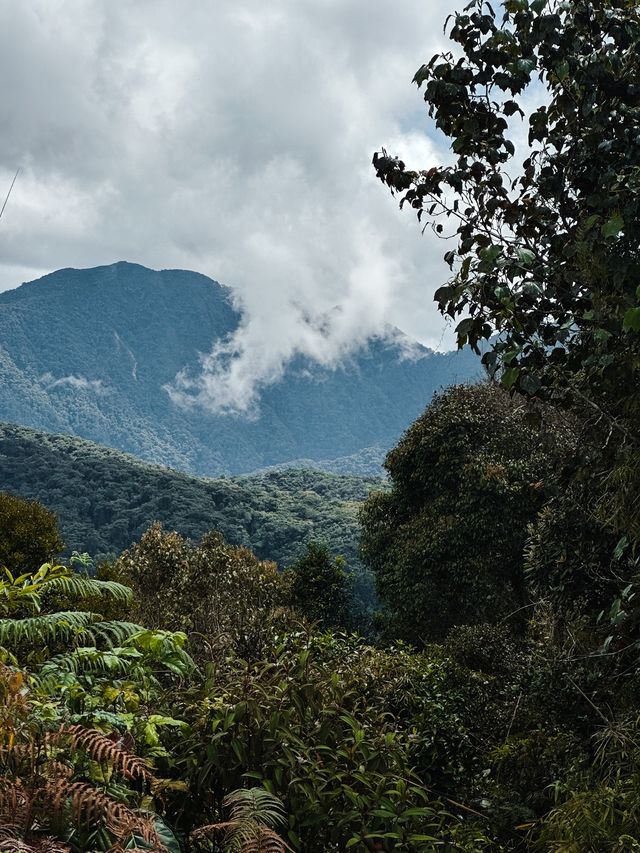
{"left": 0, "top": 420, "right": 378, "bottom": 573}
{"left": 0, "top": 261, "right": 482, "bottom": 476}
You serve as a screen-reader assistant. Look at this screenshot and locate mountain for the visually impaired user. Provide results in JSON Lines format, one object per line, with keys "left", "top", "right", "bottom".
{"left": 0, "top": 422, "right": 379, "bottom": 572}
{"left": 0, "top": 261, "right": 482, "bottom": 476}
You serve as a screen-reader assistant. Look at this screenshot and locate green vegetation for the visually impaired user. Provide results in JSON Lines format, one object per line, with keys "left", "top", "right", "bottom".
{"left": 3, "top": 0, "right": 640, "bottom": 850}
{"left": 0, "top": 491, "right": 64, "bottom": 573}
{"left": 360, "top": 383, "right": 572, "bottom": 642}
{"left": 0, "top": 261, "right": 481, "bottom": 477}
{"left": 111, "top": 523, "right": 285, "bottom": 660}
{"left": 284, "top": 542, "right": 353, "bottom": 629}
{"left": 0, "top": 422, "right": 377, "bottom": 573}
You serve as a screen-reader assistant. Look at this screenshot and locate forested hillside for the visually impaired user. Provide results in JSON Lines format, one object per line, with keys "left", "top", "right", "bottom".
{"left": 0, "top": 422, "right": 376, "bottom": 567}
{"left": 0, "top": 261, "right": 481, "bottom": 476}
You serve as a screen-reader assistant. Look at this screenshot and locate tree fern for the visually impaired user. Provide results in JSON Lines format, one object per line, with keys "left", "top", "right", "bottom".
{"left": 78, "top": 620, "right": 144, "bottom": 648}
{"left": 31, "top": 629, "right": 195, "bottom": 694}
{"left": 42, "top": 574, "right": 132, "bottom": 605}
{"left": 34, "top": 646, "right": 142, "bottom": 685}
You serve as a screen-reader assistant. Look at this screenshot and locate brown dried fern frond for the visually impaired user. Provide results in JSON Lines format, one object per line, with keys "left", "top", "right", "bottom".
{"left": 0, "top": 779, "right": 29, "bottom": 827}
{"left": 0, "top": 826, "right": 70, "bottom": 852}
{"left": 45, "top": 780, "right": 165, "bottom": 849}
{"left": 55, "top": 725, "right": 151, "bottom": 783}
{"left": 192, "top": 821, "right": 293, "bottom": 852}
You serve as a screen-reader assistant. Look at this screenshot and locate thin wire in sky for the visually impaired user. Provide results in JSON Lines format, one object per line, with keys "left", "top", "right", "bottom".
{"left": 0, "top": 168, "right": 20, "bottom": 222}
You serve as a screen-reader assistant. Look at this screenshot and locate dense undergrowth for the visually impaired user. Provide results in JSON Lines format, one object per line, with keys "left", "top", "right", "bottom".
{"left": 3, "top": 377, "right": 640, "bottom": 851}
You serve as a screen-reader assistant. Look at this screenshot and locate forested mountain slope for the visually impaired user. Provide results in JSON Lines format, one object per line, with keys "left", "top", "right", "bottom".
{"left": 0, "top": 422, "right": 378, "bottom": 567}
{"left": 0, "top": 261, "right": 481, "bottom": 475}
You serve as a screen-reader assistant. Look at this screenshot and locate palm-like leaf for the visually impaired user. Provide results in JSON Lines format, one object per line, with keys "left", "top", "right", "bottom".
{"left": 0, "top": 611, "right": 100, "bottom": 648}
{"left": 41, "top": 574, "right": 132, "bottom": 604}
{"left": 0, "top": 564, "right": 132, "bottom": 617}
{"left": 32, "top": 647, "right": 142, "bottom": 692}
{"left": 78, "top": 620, "right": 144, "bottom": 647}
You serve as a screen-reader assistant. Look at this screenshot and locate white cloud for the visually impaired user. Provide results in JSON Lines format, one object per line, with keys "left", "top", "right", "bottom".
{"left": 0, "top": 0, "right": 463, "bottom": 412}
{"left": 40, "top": 373, "right": 107, "bottom": 394}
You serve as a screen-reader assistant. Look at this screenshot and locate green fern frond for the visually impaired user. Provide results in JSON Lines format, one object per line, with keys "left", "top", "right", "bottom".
{"left": 78, "top": 620, "right": 144, "bottom": 648}
{"left": 0, "top": 611, "right": 101, "bottom": 648}
{"left": 225, "top": 788, "right": 288, "bottom": 830}
{"left": 192, "top": 787, "right": 292, "bottom": 853}
{"left": 42, "top": 575, "right": 132, "bottom": 604}
{"left": 0, "top": 615, "right": 144, "bottom": 655}
{"left": 0, "top": 564, "right": 132, "bottom": 617}
{"left": 32, "top": 647, "right": 142, "bottom": 691}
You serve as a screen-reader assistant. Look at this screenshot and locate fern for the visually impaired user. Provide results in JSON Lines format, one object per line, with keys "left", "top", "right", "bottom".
{"left": 0, "top": 564, "right": 132, "bottom": 617}
{"left": 0, "top": 826, "right": 70, "bottom": 852}
{"left": 225, "top": 789, "right": 288, "bottom": 830}
{"left": 59, "top": 724, "right": 152, "bottom": 783}
{"left": 41, "top": 574, "right": 132, "bottom": 604}
{"left": 192, "top": 788, "right": 293, "bottom": 853}
{"left": 0, "top": 611, "right": 100, "bottom": 648}
{"left": 77, "top": 620, "right": 145, "bottom": 648}
{"left": 0, "top": 778, "right": 168, "bottom": 853}
{"left": 31, "top": 629, "right": 195, "bottom": 694}
{"left": 32, "top": 646, "right": 141, "bottom": 687}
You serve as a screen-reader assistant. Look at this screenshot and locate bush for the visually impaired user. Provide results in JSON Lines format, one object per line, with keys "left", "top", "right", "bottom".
{"left": 113, "top": 523, "right": 287, "bottom": 659}
{"left": 0, "top": 492, "right": 64, "bottom": 573}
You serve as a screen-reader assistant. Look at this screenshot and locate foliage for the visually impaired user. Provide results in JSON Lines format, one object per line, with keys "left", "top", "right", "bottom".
{"left": 112, "top": 524, "right": 286, "bottom": 660}
{"left": 5, "top": 4, "right": 640, "bottom": 850}
{"left": 0, "top": 665, "right": 174, "bottom": 853}
{"left": 360, "top": 382, "right": 568, "bottom": 642}
{"left": 173, "top": 630, "right": 491, "bottom": 851}
{"left": 0, "top": 492, "right": 64, "bottom": 574}
{"left": 0, "top": 422, "right": 377, "bottom": 577}
{"left": 373, "top": 0, "right": 640, "bottom": 578}
{"left": 284, "top": 542, "right": 353, "bottom": 629}
{"left": 374, "top": 0, "right": 640, "bottom": 411}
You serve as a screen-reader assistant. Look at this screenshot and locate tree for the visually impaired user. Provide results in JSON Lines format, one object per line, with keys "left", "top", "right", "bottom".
{"left": 373, "top": 0, "right": 640, "bottom": 533}
{"left": 286, "top": 542, "right": 353, "bottom": 628}
{"left": 360, "top": 383, "right": 569, "bottom": 643}
{"left": 0, "top": 492, "right": 64, "bottom": 573}
{"left": 113, "top": 523, "right": 285, "bottom": 659}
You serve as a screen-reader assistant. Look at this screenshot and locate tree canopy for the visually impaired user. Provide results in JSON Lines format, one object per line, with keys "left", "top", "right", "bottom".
{"left": 0, "top": 492, "right": 64, "bottom": 573}
{"left": 360, "top": 383, "right": 569, "bottom": 642}
{"left": 374, "top": 0, "right": 640, "bottom": 429}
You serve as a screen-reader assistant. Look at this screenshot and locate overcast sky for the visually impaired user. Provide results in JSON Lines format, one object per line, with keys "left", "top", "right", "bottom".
{"left": 0, "top": 0, "right": 464, "bottom": 412}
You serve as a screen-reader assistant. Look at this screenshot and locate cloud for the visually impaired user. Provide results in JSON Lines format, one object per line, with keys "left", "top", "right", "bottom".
{"left": 41, "top": 373, "right": 107, "bottom": 394}
{"left": 0, "top": 0, "right": 463, "bottom": 413}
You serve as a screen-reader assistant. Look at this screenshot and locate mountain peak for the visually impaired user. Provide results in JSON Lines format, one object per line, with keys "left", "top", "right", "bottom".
{"left": 0, "top": 262, "right": 482, "bottom": 476}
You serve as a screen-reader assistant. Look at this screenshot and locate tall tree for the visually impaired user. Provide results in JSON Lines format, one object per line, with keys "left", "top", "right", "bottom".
{"left": 373, "top": 0, "right": 640, "bottom": 536}
{"left": 286, "top": 542, "right": 353, "bottom": 628}
{"left": 360, "top": 383, "right": 567, "bottom": 643}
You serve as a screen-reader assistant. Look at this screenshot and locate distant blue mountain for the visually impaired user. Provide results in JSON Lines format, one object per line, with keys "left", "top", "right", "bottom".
{"left": 0, "top": 261, "right": 482, "bottom": 476}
